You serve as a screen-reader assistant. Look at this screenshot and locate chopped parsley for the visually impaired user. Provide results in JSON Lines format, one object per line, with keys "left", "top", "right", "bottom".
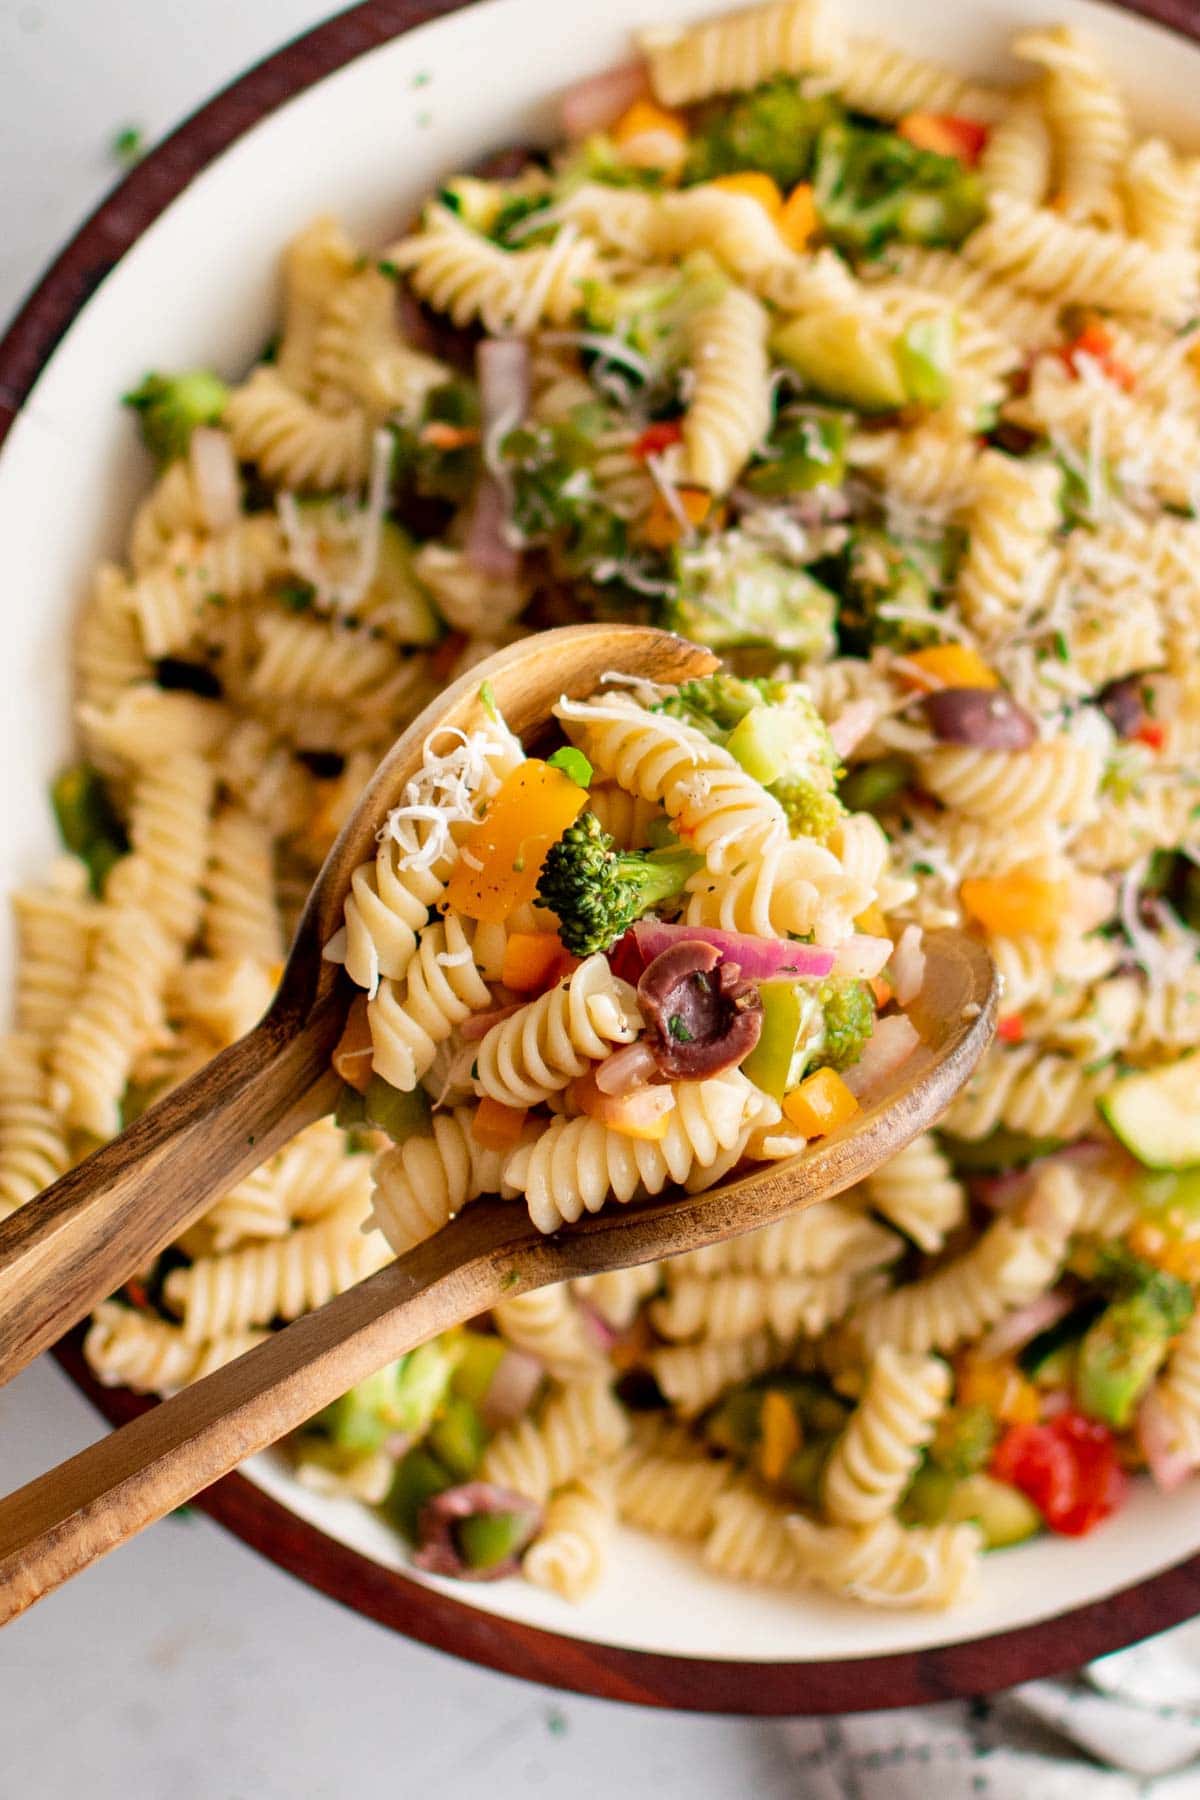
{"left": 667, "top": 1015, "right": 695, "bottom": 1043}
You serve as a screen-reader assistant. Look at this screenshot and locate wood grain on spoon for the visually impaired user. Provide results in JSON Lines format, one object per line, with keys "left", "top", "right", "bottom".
{"left": 0, "top": 925, "right": 996, "bottom": 1622}
{"left": 0, "top": 625, "right": 716, "bottom": 1384}
{"left": 0, "top": 620, "right": 997, "bottom": 1621}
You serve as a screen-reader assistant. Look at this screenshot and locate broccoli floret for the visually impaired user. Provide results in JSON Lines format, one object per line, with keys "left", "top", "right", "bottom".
{"left": 927, "top": 1404, "right": 998, "bottom": 1479}
{"left": 835, "top": 527, "right": 946, "bottom": 654}
{"left": 535, "top": 810, "right": 703, "bottom": 956}
{"left": 581, "top": 256, "right": 728, "bottom": 389}
{"left": 664, "top": 531, "right": 837, "bottom": 659}
{"left": 744, "top": 407, "right": 849, "bottom": 498}
{"left": 123, "top": 369, "right": 230, "bottom": 462}
{"left": 498, "top": 417, "right": 630, "bottom": 575}
{"left": 771, "top": 773, "right": 844, "bottom": 843}
{"left": 684, "top": 78, "right": 842, "bottom": 189}
{"left": 812, "top": 977, "right": 875, "bottom": 1073}
{"left": 557, "top": 132, "right": 669, "bottom": 193}
{"left": 813, "top": 121, "right": 985, "bottom": 256}
{"left": 1072, "top": 1242, "right": 1194, "bottom": 1326}
{"left": 657, "top": 672, "right": 786, "bottom": 738}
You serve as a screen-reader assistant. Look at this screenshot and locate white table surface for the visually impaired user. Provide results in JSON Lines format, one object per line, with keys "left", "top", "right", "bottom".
{"left": 0, "top": 6, "right": 799, "bottom": 1793}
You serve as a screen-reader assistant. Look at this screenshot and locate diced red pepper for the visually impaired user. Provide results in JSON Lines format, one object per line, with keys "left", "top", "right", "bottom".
{"left": 1058, "top": 321, "right": 1137, "bottom": 392}
{"left": 1135, "top": 721, "right": 1166, "bottom": 751}
{"left": 633, "top": 419, "right": 684, "bottom": 461}
{"left": 897, "top": 112, "right": 989, "bottom": 166}
{"left": 997, "top": 1013, "right": 1026, "bottom": 1045}
{"left": 991, "top": 1412, "right": 1126, "bottom": 1536}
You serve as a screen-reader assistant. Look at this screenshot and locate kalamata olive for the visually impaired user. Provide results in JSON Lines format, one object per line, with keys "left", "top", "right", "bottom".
{"left": 471, "top": 144, "right": 541, "bottom": 181}
{"left": 923, "top": 687, "right": 1037, "bottom": 751}
{"left": 1098, "top": 675, "right": 1148, "bottom": 740}
{"left": 637, "top": 941, "right": 763, "bottom": 1079}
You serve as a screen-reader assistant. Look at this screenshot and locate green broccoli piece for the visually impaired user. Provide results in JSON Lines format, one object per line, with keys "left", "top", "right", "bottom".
{"left": 683, "top": 78, "right": 842, "bottom": 189}
{"left": 813, "top": 121, "right": 985, "bottom": 256}
{"left": 835, "top": 527, "right": 946, "bottom": 654}
{"left": 580, "top": 256, "right": 728, "bottom": 386}
{"left": 656, "top": 672, "right": 786, "bottom": 738}
{"left": 812, "top": 977, "right": 875, "bottom": 1073}
{"left": 316, "top": 1339, "right": 460, "bottom": 1452}
{"left": 535, "top": 810, "right": 703, "bottom": 956}
{"left": 1078, "top": 1287, "right": 1194, "bottom": 1430}
{"left": 498, "top": 417, "right": 630, "bottom": 577}
{"left": 744, "top": 408, "right": 848, "bottom": 498}
{"left": 556, "top": 132, "right": 669, "bottom": 193}
{"left": 123, "top": 369, "right": 230, "bottom": 462}
{"left": 51, "top": 762, "right": 129, "bottom": 895}
{"left": 665, "top": 531, "right": 837, "bottom": 659}
{"left": 770, "top": 773, "right": 844, "bottom": 843}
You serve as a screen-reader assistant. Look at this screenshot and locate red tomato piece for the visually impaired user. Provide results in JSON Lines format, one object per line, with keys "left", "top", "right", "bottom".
{"left": 991, "top": 1412, "right": 1126, "bottom": 1537}
{"left": 997, "top": 1013, "right": 1026, "bottom": 1045}
{"left": 633, "top": 420, "right": 684, "bottom": 460}
{"left": 1135, "top": 722, "right": 1166, "bottom": 751}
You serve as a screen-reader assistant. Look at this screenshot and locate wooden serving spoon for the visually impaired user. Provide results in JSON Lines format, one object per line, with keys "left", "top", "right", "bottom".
{"left": 0, "top": 623, "right": 997, "bottom": 1622}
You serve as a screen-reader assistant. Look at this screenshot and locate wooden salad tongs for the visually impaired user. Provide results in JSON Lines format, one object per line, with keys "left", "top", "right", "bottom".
{"left": 0, "top": 624, "right": 997, "bottom": 1621}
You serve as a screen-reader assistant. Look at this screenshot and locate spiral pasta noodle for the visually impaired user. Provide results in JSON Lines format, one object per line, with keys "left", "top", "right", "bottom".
{"left": 822, "top": 1346, "right": 950, "bottom": 1525}
{"left": 523, "top": 1469, "right": 616, "bottom": 1602}
{"left": 640, "top": 0, "right": 843, "bottom": 106}
{"left": 384, "top": 209, "right": 599, "bottom": 336}
{"left": 680, "top": 288, "right": 770, "bottom": 496}
{"left": 787, "top": 1514, "right": 981, "bottom": 1608}
{"left": 480, "top": 1378, "right": 630, "bottom": 1506}
{"left": 474, "top": 954, "right": 641, "bottom": 1109}
{"left": 368, "top": 913, "right": 493, "bottom": 1091}
{"left": 367, "top": 1106, "right": 518, "bottom": 1254}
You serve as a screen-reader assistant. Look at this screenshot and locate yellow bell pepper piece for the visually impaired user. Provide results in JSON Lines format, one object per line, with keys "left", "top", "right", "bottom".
{"left": 896, "top": 644, "right": 999, "bottom": 692}
{"left": 612, "top": 99, "right": 688, "bottom": 148}
{"left": 759, "top": 1389, "right": 801, "bottom": 1482}
{"left": 778, "top": 182, "right": 818, "bottom": 250}
{"left": 854, "top": 902, "right": 889, "bottom": 938}
{"left": 782, "top": 1066, "right": 860, "bottom": 1137}
{"left": 706, "top": 172, "right": 784, "bottom": 216}
{"left": 960, "top": 872, "right": 1068, "bottom": 939}
{"left": 444, "top": 761, "right": 588, "bottom": 924}
{"left": 957, "top": 1354, "right": 1040, "bottom": 1424}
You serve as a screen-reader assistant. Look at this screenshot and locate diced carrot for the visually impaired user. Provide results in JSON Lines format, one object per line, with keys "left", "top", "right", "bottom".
{"left": 501, "top": 931, "right": 577, "bottom": 993}
{"left": 759, "top": 1390, "right": 801, "bottom": 1483}
{"left": 778, "top": 182, "right": 818, "bottom": 251}
{"left": 706, "top": 172, "right": 784, "bottom": 216}
{"left": 782, "top": 1066, "right": 860, "bottom": 1137}
{"left": 633, "top": 419, "right": 684, "bottom": 460}
{"left": 855, "top": 902, "right": 889, "bottom": 938}
{"left": 611, "top": 98, "right": 688, "bottom": 148}
{"left": 418, "top": 421, "right": 481, "bottom": 450}
{"left": 997, "top": 1013, "right": 1026, "bottom": 1045}
{"left": 868, "top": 973, "right": 894, "bottom": 1009}
{"left": 1059, "top": 320, "right": 1137, "bottom": 392}
{"left": 569, "top": 1069, "right": 676, "bottom": 1140}
{"left": 959, "top": 872, "right": 1067, "bottom": 938}
{"left": 472, "top": 1096, "right": 531, "bottom": 1151}
{"left": 898, "top": 112, "right": 989, "bottom": 165}
{"left": 333, "top": 994, "right": 374, "bottom": 1093}
{"left": 444, "top": 761, "right": 589, "bottom": 924}
{"left": 896, "top": 644, "right": 999, "bottom": 692}
{"left": 641, "top": 484, "right": 712, "bottom": 549}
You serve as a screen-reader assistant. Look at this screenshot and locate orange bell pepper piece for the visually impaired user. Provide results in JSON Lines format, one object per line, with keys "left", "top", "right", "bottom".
{"left": 782, "top": 1066, "right": 860, "bottom": 1137}
{"left": 957, "top": 1353, "right": 1040, "bottom": 1423}
{"left": 778, "top": 182, "right": 818, "bottom": 251}
{"left": 472, "top": 1096, "right": 531, "bottom": 1151}
{"left": 896, "top": 644, "right": 999, "bottom": 692}
{"left": 445, "top": 761, "right": 588, "bottom": 925}
{"left": 960, "top": 872, "right": 1068, "bottom": 938}
{"left": 641, "top": 484, "right": 712, "bottom": 549}
{"left": 569, "top": 1069, "right": 676, "bottom": 1140}
{"left": 706, "top": 171, "right": 784, "bottom": 216}
{"left": 898, "top": 113, "right": 989, "bottom": 165}
{"left": 1058, "top": 319, "right": 1137, "bottom": 392}
{"left": 332, "top": 994, "right": 374, "bottom": 1093}
{"left": 501, "top": 931, "right": 577, "bottom": 993}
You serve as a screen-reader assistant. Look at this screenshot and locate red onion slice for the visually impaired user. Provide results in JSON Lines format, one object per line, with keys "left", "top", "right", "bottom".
{"left": 829, "top": 933, "right": 893, "bottom": 980}
{"left": 465, "top": 337, "right": 532, "bottom": 579}
{"left": 189, "top": 426, "right": 240, "bottom": 534}
{"left": 842, "top": 1013, "right": 920, "bottom": 1101}
{"left": 461, "top": 1002, "right": 526, "bottom": 1042}
{"left": 481, "top": 1348, "right": 544, "bottom": 1428}
{"left": 595, "top": 1039, "right": 661, "bottom": 1095}
{"left": 977, "top": 1291, "right": 1075, "bottom": 1361}
{"left": 1139, "top": 1388, "right": 1197, "bottom": 1492}
{"left": 630, "top": 919, "right": 835, "bottom": 981}
{"left": 828, "top": 698, "right": 879, "bottom": 760}
{"left": 560, "top": 62, "right": 649, "bottom": 138}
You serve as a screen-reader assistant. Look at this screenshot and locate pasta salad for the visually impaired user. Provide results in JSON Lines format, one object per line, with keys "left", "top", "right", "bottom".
{"left": 0, "top": 0, "right": 1197, "bottom": 1609}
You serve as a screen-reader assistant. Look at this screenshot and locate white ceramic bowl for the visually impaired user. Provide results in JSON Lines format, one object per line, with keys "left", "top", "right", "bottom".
{"left": 5, "top": 0, "right": 1200, "bottom": 1707}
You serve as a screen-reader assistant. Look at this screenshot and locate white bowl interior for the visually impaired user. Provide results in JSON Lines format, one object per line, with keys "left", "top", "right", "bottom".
{"left": 5, "top": 0, "right": 1200, "bottom": 1663}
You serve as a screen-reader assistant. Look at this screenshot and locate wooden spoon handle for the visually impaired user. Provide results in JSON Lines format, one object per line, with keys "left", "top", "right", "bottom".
{"left": 0, "top": 996, "right": 346, "bottom": 1386}
{"left": 0, "top": 1203, "right": 529, "bottom": 1623}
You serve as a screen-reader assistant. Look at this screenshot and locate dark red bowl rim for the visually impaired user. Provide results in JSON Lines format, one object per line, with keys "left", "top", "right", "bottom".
{"left": 9, "top": 0, "right": 1200, "bottom": 1714}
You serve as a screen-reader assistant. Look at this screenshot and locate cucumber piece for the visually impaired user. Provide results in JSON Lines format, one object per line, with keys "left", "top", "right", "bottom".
{"left": 363, "top": 1073, "right": 431, "bottom": 1141}
{"left": 946, "top": 1473, "right": 1041, "bottom": 1548}
{"left": 899, "top": 1460, "right": 955, "bottom": 1525}
{"left": 740, "top": 981, "right": 826, "bottom": 1103}
{"left": 384, "top": 1447, "right": 455, "bottom": 1541}
{"left": 334, "top": 1082, "right": 368, "bottom": 1129}
{"left": 725, "top": 707, "right": 820, "bottom": 786}
{"left": 838, "top": 755, "right": 912, "bottom": 814}
{"left": 454, "top": 1508, "right": 536, "bottom": 1571}
{"left": 781, "top": 1436, "right": 837, "bottom": 1508}
{"left": 428, "top": 1396, "right": 488, "bottom": 1480}
{"left": 1076, "top": 1292, "right": 1176, "bottom": 1430}
{"left": 941, "top": 1127, "right": 1063, "bottom": 1173}
{"left": 771, "top": 314, "right": 906, "bottom": 412}
{"left": 704, "top": 1388, "right": 764, "bottom": 1456}
{"left": 451, "top": 1331, "right": 509, "bottom": 1407}
{"left": 1100, "top": 1052, "right": 1200, "bottom": 1169}
{"left": 895, "top": 314, "right": 956, "bottom": 407}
